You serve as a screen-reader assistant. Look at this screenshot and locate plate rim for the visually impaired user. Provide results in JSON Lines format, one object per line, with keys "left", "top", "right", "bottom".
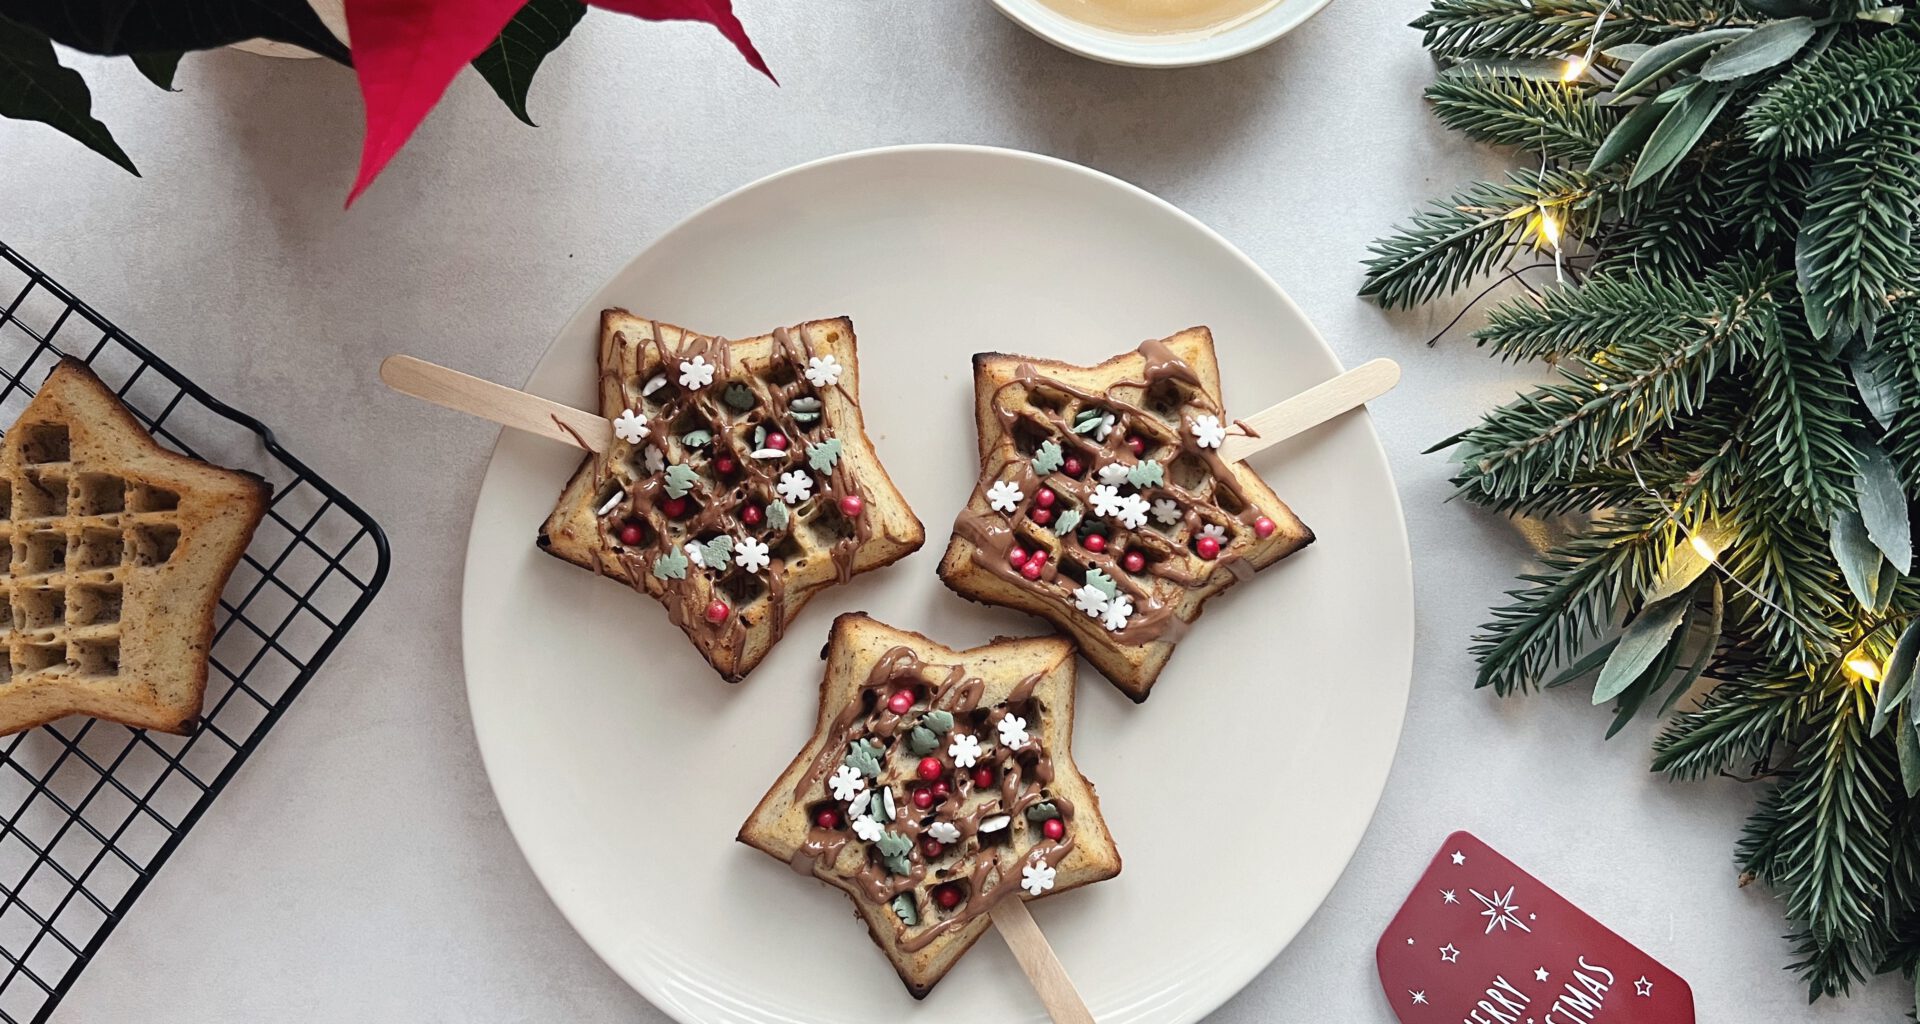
{"left": 460, "top": 143, "right": 1414, "bottom": 1023}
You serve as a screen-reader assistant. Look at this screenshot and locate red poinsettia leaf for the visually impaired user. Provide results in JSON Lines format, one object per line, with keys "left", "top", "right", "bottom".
{"left": 587, "top": 0, "right": 774, "bottom": 83}
{"left": 342, "top": 0, "right": 526, "bottom": 206}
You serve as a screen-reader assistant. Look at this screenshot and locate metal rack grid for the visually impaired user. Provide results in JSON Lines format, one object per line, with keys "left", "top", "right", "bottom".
{"left": 0, "top": 242, "right": 390, "bottom": 1023}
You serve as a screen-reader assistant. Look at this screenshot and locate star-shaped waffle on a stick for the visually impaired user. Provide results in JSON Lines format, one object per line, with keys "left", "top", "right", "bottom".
{"left": 738, "top": 613, "right": 1120, "bottom": 998}
{"left": 0, "top": 360, "right": 267, "bottom": 735}
{"left": 939, "top": 328, "right": 1314, "bottom": 701}
{"left": 540, "top": 313, "right": 924, "bottom": 682}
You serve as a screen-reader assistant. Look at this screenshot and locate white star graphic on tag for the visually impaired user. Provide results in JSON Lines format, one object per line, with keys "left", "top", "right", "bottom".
{"left": 1534, "top": 967, "right": 1549, "bottom": 982}
{"left": 1441, "top": 889, "right": 1458, "bottom": 904}
{"left": 1410, "top": 991, "right": 1428, "bottom": 1005}
{"left": 1439, "top": 943, "right": 1461, "bottom": 963}
{"left": 1451, "top": 850, "right": 1466, "bottom": 865}
{"left": 1635, "top": 976, "right": 1653, "bottom": 997}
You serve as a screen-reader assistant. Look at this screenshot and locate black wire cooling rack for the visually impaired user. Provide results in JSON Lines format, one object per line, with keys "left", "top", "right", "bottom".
{"left": 0, "top": 242, "right": 390, "bottom": 1023}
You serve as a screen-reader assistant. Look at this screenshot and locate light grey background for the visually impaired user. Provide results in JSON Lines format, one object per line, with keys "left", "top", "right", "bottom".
{"left": 0, "top": 0, "right": 1904, "bottom": 1019}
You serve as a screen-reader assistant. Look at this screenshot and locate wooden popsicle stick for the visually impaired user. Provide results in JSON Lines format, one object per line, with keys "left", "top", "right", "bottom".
{"left": 1217, "top": 357, "right": 1400, "bottom": 464}
{"left": 991, "top": 898, "right": 1097, "bottom": 1024}
{"left": 380, "top": 355, "right": 614, "bottom": 453}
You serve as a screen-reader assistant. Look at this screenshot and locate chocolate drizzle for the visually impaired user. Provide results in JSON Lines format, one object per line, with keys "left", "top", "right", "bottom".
{"left": 792, "top": 646, "right": 1076, "bottom": 951}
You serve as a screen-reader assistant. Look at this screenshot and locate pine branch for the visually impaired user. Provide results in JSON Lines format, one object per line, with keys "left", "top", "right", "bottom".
{"left": 1718, "top": 499, "right": 1849, "bottom": 664}
{"left": 1413, "top": 0, "right": 1758, "bottom": 60}
{"left": 1742, "top": 311, "right": 1859, "bottom": 519}
{"left": 1425, "top": 73, "right": 1619, "bottom": 160}
{"left": 1652, "top": 677, "right": 1808, "bottom": 779}
{"left": 1717, "top": 145, "right": 1808, "bottom": 253}
{"left": 1745, "top": 28, "right": 1920, "bottom": 159}
{"left": 1473, "top": 268, "right": 1737, "bottom": 363}
{"left": 1361, "top": 170, "right": 1604, "bottom": 310}
{"left": 1797, "top": 101, "right": 1920, "bottom": 343}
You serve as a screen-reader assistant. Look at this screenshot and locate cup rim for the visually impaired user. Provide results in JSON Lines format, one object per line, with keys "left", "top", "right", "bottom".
{"left": 988, "top": 0, "right": 1334, "bottom": 67}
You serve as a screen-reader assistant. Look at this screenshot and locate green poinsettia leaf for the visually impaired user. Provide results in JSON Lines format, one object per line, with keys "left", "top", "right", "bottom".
{"left": 1855, "top": 442, "right": 1912, "bottom": 573}
{"left": 471, "top": 0, "right": 584, "bottom": 126}
{"left": 664, "top": 463, "right": 699, "bottom": 499}
{"left": 130, "top": 50, "right": 179, "bottom": 89}
{"left": 765, "top": 499, "right": 789, "bottom": 532}
{"left": 0, "top": 15, "right": 136, "bottom": 173}
{"left": 1127, "top": 461, "right": 1164, "bottom": 488}
{"left": 2, "top": 0, "right": 350, "bottom": 64}
{"left": 1085, "top": 567, "right": 1119, "bottom": 600}
{"left": 1592, "top": 594, "right": 1690, "bottom": 704}
{"left": 651, "top": 547, "right": 688, "bottom": 580}
{"left": 807, "top": 438, "right": 842, "bottom": 473}
{"left": 1699, "top": 17, "right": 1812, "bottom": 81}
{"left": 1032, "top": 439, "right": 1063, "bottom": 475}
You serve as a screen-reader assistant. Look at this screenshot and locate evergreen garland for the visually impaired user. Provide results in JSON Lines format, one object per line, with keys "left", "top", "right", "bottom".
{"left": 1368, "top": 0, "right": 1920, "bottom": 1008}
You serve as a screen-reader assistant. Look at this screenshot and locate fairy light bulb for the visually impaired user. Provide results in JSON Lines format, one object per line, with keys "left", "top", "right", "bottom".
{"left": 1847, "top": 656, "right": 1885, "bottom": 682}
{"left": 1562, "top": 53, "right": 1591, "bottom": 81}
{"left": 1690, "top": 534, "right": 1717, "bottom": 560}
{"left": 1538, "top": 208, "right": 1563, "bottom": 248}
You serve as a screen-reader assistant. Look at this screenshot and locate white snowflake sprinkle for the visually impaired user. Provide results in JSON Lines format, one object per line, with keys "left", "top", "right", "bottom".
{"left": 1097, "top": 462, "right": 1131, "bottom": 486}
{"left": 644, "top": 446, "right": 666, "bottom": 474}
{"left": 997, "top": 714, "right": 1030, "bottom": 750}
{"left": 1103, "top": 594, "right": 1134, "bottom": 632}
{"left": 805, "top": 354, "right": 843, "bottom": 388}
{"left": 987, "top": 479, "right": 1024, "bottom": 513}
{"left": 684, "top": 541, "right": 705, "bottom": 567}
{"left": 1072, "top": 583, "right": 1111, "bottom": 617}
{"left": 928, "top": 821, "right": 960, "bottom": 845}
{"left": 678, "top": 355, "right": 716, "bottom": 390}
{"left": 829, "top": 764, "right": 866, "bottom": 801}
{"left": 641, "top": 374, "right": 668, "bottom": 397}
{"left": 1093, "top": 413, "right": 1117, "bottom": 442}
{"left": 612, "top": 408, "right": 649, "bottom": 444}
{"left": 777, "top": 470, "right": 814, "bottom": 504}
{"left": 852, "top": 816, "right": 885, "bottom": 842}
{"left": 735, "top": 536, "right": 771, "bottom": 573}
{"left": 1021, "top": 862, "right": 1057, "bottom": 895}
{"left": 1090, "top": 484, "right": 1125, "bottom": 519}
{"left": 1201, "top": 523, "right": 1227, "bottom": 542}
{"left": 948, "top": 732, "right": 983, "bottom": 768}
{"left": 1190, "top": 414, "right": 1227, "bottom": 449}
{"left": 1152, "top": 498, "right": 1181, "bottom": 525}
{"left": 1116, "top": 494, "right": 1152, "bottom": 530}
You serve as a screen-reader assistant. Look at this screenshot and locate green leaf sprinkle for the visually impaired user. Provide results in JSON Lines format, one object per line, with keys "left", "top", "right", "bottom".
{"left": 663, "top": 464, "right": 699, "bottom": 499}
{"left": 651, "top": 547, "right": 688, "bottom": 581}
{"left": 724, "top": 383, "right": 756, "bottom": 411}
{"left": 1032, "top": 439, "right": 1064, "bottom": 475}
{"left": 1127, "top": 461, "right": 1164, "bottom": 488}
{"left": 907, "top": 726, "right": 938, "bottom": 754}
{"left": 1053, "top": 509, "right": 1082, "bottom": 535}
{"left": 808, "top": 438, "right": 844, "bottom": 473}
{"left": 892, "top": 894, "right": 919, "bottom": 926}
{"left": 682, "top": 429, "right": 712, "bottom": 448}
{"left": 845, "top": 742, "right": 882, "bottom": 778}
{"left": 1085, "top": 567, "right": 1119, "bottom": 600}
{"left": 1026, "top": 802, "right": 1060, "bottom": 822}
{"left": 922, "top": 710, "right": 955, "bottom": 734}
{"left": 1073, "top": 409, "right": 1106, "bottom": 434}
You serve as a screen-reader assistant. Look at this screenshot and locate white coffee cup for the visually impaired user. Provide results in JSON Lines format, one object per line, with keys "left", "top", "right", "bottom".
{"left": 989, "top": 0, "right": 1333, "bottom": 67}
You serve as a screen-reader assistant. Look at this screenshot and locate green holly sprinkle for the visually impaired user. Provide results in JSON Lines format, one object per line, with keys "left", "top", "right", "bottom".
{"left": 651, "top": 548, "right": 688, "bottom": 581}
{"left": 700, "top": 535, "right": 733, "bottom": 569}
{"left": 922, "top": 710, "right": 955, "bottom": 734}
{"left": 1127, "top": 461, "right": 1164, "bottom": 488}
{"left": 664, "top": 464, "right": 699, "bottom": 499}
{"left": 724, "top": 383, "right": 756, "bottom": 411}
{"left": 908, "top": 726, "right": 938, "bottom": 755}
{"left": 808, "top": 438, "right": 843, "bottom": 473}
{"left": 1026, "top": 802, "right": 1060, "bottom": 823}
{"left": 1053, "top": 509, "right": 1082, "bottom": 535}
{"left": 876, "top": 832, "right": 913, "bottom": 859}
{"left": 1031, "top": 439, "right": 1063, "bottom": 475}
{"left": 845, "top": 742, "right": 882, "bottom": 778}
{"left": 1086, "top": 567, "right": 1119, "bottom": 600}
{"left": 892, "top": 894, "right": 919, "bottom": 926}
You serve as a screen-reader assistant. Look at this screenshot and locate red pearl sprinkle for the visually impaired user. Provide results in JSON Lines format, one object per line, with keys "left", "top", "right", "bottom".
{"left": 714, "top": 455, "right": 738, "bottom": 476}
{"left": 1042, "top": 818, "right": 1066, "bottom": 841}
{"left": 839, "top": 494, "right": 863, "bottom": 518}
{"left": 972, "top": 766, "right": 994, "bottom": 789}
{"left": 931, "top": 780, "right": 950, "bottom": 799}
{"left": 1062, "top": 455, "right": 1085, "bottom": 478}
{"left": 1021, "top": 561, "right": 1043, "bottom": 581}
{"left": 1122, "top": 550, "right": 1147, "bottom": 574}
{"left": 912, "top": 786, "right": 935, "bottom": 810}
{"left": 1028, "top": 550, "right": 1049, "bottom": 565}
{"left": 1254, "top": 516, "right": 1276, "bottom": 538}
{"left": 1196, "top": 536, "right": 1221, "bottom": 560}
{"left": 1030, "top": 507, "right": 1053, "bottom": 526}
{"left": 1008, "top": 546, "right": 1029, "bottom": 568}
{"left": 1035, "top": 487, "right": 1056, "bottom": 508}
{"left": 920, "top": 836, "right": 944, "bottom": 859}
{"left": 661, "top": 496, "right": 690, "bottom": 519}
{"left": 741, "top": 503, "right": 764, "bottom": 526}
{"left": 617, "top": 523, "right": 644, "bottom": 546}
{"left": 704, "top": 599, "right": 730, "bottom": 623}
{"left": 887, "top": 689, "right": 915, "bottom": 715}
{"left": 1124, "top": 434, "right": 1146, "bottom": 456}
{"left": 815, "top": 809, "right": 840, "bottom": 830}
{"left": 766, "top": 432, "right": 789, "bottom": 451}
{"left": 934, "top": 884, "right": 963, "bottom": 910}
{"left": 1083, "top": 533, "right": 1107, "bottom": 554}
{"left": 917, "top": 756, "right": 943, "bottom": 781}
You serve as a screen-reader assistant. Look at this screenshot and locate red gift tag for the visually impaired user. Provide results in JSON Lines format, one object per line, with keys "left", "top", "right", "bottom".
{"left": 1377, "top": 832, "right": 1694, "bottom": 1024}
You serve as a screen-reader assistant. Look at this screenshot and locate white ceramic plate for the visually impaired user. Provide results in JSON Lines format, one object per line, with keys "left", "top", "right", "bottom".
{"left": 462, "top": 145, "right": 1412, "bottom": 1024}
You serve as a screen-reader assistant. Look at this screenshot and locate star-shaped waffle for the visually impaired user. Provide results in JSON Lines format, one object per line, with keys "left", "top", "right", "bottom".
{"left": 0, "top": 359, "right": 267, "bottom": 735}
{"left": 938, "top": 327, "right": 1313, "bottom": 701}
{"left": 738, "top": 613, "right": 1120, "bottom": 998}
{"left": 540, "top": 312, "right": 924, "bottom": 682}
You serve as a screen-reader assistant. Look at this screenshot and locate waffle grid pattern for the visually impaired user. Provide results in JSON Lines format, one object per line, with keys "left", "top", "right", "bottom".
{"left": 0, "top": 243, "right": 390, "bottom": 1024}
